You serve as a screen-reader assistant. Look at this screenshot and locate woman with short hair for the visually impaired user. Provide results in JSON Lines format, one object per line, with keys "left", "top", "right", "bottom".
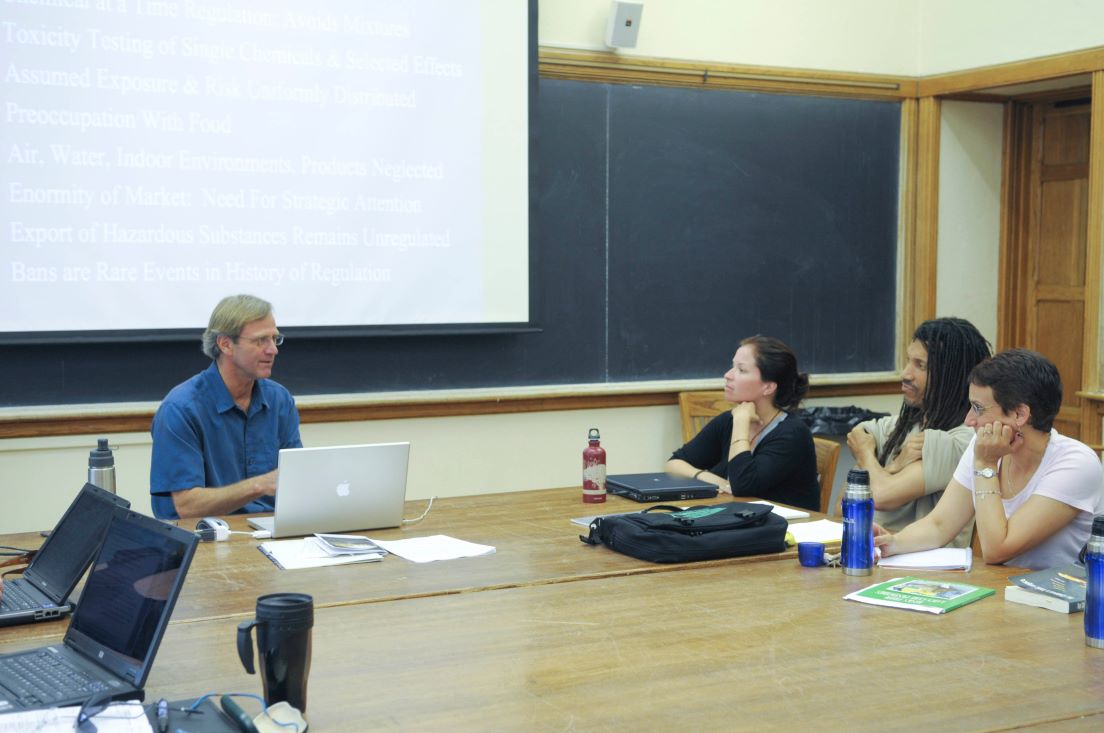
{"left": 875, "top": 349, "right": 1104, "bottom": 570}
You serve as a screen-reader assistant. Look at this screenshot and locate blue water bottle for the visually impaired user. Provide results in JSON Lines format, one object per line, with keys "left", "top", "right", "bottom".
{"left": 1085, "top": 515, "right": 1104, "bottom": 648}
{"left": 841, "top": 469, "right": 874, "bottom": 576}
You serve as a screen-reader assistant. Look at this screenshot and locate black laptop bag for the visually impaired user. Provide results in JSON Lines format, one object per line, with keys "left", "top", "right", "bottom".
{"left": 579, "top": 502, "right": 788, "bottom": 563}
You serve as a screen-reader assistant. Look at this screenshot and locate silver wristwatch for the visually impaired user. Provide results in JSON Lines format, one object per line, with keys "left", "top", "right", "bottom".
{"left": 973, "top": 466, "right": 997, "bottom": 479}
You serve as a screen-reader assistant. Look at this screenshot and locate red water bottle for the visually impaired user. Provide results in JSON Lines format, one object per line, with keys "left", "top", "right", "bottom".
{"left": 582, "top": 427, "right": 607, "bottom": 503}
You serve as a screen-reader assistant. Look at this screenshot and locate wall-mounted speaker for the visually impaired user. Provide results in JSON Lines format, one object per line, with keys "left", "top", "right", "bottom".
{"left": 605, "top": 1, "right": 644, "bottom": 49}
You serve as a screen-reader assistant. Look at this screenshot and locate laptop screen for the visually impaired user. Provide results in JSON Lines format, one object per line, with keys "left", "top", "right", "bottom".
{"left": 66, "top": 511, "right": 197, "bottom": 686}
{"left": 24, "top": 483, "right": 130, "bottom": 603}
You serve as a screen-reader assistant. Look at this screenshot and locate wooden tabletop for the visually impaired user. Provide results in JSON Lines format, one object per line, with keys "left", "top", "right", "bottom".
{"left": 3, "top": 487, "right": 1100, "bottom": 731}
{"left": 1, "top": 488, "right": 806, "bottom": 633}
{"left": 4, "top": 561, "right": 1092, "bottom": 732}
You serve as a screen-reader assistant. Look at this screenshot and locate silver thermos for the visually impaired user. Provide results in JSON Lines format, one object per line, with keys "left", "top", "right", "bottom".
{"left": 88, "top": 438, "right": 116, "bottom": 493}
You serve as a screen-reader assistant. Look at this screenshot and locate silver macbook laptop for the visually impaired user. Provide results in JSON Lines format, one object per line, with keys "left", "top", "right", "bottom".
{"left": 248, "top": 442, "right": 411, "bottom": 538}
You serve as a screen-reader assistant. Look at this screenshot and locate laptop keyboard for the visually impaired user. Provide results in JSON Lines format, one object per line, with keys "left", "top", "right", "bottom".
{"left": 0, "top": 581, "right": 41, "bottom": 612}
{"left": 0, "top": 650, "right": 109, "bottom": 706}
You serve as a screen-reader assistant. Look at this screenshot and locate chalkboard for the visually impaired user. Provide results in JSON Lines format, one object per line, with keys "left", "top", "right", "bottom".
{"left": 0, "top": 79, "right": 900, "bottom": 407}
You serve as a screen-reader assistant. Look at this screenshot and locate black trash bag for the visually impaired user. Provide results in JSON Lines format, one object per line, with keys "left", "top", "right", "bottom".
{"left": 797, "top": 406, "right": 890, "bottom": 436}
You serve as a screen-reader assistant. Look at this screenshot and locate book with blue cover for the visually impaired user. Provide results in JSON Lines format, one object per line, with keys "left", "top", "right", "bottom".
{"left": 1006, "top": 563, "right": 1086, "bottom": 613}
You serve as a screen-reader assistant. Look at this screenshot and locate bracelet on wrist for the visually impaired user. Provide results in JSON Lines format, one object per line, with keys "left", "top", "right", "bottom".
{"left": 693, "top": 469, "right": 704, "bottom": 480}
{"left": 974, "top": 489, "right": 1001, "bottom": 499}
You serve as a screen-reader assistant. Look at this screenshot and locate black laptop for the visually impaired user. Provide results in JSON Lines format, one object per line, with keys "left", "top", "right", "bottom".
{"left": 0, "top": 508, "right": 198, "bottom": 712}
{"left": 0, "top": 482, "right": 130, "bottom": 627}
{"left": 606, "top": 473, "right": 719, "bottom": 503}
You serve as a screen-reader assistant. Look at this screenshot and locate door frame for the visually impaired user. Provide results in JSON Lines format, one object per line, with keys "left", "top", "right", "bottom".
{"left": 998, "top": 86, "right": 1104, "bottom": 446}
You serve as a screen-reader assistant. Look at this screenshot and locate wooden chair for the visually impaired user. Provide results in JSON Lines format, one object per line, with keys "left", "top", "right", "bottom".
{"left": 677, "top": 390, "right": 729, "bottom": 443}
{"left": 812, "top": 436, "right": 841, "bottom": 515}
{"left": 677, "top": 390, "right": 841, "bottom": 514}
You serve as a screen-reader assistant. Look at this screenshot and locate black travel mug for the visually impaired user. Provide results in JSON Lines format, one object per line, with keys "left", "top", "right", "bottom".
{"left": 237, "top": 593, "right": 313, "bottom": 712}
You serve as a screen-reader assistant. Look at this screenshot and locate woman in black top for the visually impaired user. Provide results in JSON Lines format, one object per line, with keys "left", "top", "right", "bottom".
{"left": 666, "top": 336, "right": 820, "bottom": 511}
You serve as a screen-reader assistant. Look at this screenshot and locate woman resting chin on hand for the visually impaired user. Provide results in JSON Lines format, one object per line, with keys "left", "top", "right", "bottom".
{"left": 873, "top": 349, "right": 1103, "bottom": 571}
{"left": 664, "top": 335, "right": 820, "bottom": 512}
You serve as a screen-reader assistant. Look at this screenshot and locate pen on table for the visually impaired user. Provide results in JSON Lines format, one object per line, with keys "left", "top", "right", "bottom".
{"left": 157, "top": 698, "right": 169, "bottom": 733}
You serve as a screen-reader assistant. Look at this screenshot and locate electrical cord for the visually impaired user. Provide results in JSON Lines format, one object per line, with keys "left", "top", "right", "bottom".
{"left": 194, "top": 525, "right": 268, "bottom": 542}
{"left": 0, "top": 545, "right": 33, "bottom": 556}
{"left": 401, "top": 496, "right": 436, "bottom": 524}
{"left": 195, "top": 497, "right": 435, "bottom": 541}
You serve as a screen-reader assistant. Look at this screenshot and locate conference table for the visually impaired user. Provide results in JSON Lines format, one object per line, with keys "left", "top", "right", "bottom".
{"left": 1, "top": 488, "right": 1102, "bottom": 731}
{"left": 1, "top": 487, "right": 796, "bottom": 636}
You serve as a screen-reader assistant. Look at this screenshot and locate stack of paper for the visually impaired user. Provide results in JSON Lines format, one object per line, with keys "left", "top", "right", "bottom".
{"left": 313, "top": 533, "right": 388, "bottom": 558}
{"left": 259, "top": 537, "right": 386, "bottom": 570}
{"left": 877, "top": 547, "right": 973, "bottom": 572}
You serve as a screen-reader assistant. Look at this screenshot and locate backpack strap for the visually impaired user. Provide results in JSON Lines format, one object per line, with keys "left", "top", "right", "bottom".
{"left": 580, "top": 505, "right": 682, "bottom": 544}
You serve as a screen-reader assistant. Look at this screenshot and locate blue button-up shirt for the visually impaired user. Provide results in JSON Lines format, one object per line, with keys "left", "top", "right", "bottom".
{"left": 150, "top": 362, "right": 302, "bottom": 519}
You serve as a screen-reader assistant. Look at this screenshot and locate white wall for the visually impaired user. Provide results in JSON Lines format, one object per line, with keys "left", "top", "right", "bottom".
{"left": 540, "top": 0, "right": 919, "bottom": 75}
{"left": 541, "top": 1, "right": 1104, "bottom": 77}
{"left": 918, "top": 0, "right": 1104, "bottom": 75}
{"left": 936, "top": 101, "right": 1004, "bottom": 342}
{"left": 0, "top": 405, "right": 679, "bottom": 533}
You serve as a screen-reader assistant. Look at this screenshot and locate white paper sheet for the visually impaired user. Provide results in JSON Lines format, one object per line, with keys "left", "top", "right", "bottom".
{"left": 369, "top": 535, "right": 496, "bottom": 563}
{"left": 0, "top": 702, "right": 151, "bottom": 733}
{"left": 877, "top": 547, "right": 973, "bottom": 571}
{"left": 787, "top": 518, "right": 844, "bottom": 544}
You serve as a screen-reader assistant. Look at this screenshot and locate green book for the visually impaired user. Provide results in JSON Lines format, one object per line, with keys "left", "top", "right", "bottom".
{"left": 844, "top": 576, "right": 995, "bottom": 614}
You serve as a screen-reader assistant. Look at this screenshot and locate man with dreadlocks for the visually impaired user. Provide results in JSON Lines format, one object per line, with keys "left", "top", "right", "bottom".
{"left": 847, "top": 318, "right": 991, "bottom": 547}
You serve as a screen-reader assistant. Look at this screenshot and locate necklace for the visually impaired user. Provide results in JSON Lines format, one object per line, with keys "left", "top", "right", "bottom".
{"left": 750, "top": 409, "right": 782, "bottom": 441}
{"left": 1001, "top": 454, "right": 1034, "bottom": 498}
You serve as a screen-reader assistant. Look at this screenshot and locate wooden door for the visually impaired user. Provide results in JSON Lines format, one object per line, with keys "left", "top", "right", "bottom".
{"left": 1003, "top": 98, "right": 1090, "bottom": 438}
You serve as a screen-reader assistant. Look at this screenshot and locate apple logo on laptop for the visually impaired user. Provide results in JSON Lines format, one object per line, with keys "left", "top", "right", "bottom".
{"left": 335, "top": 480, "right": 351, "bottom": 497}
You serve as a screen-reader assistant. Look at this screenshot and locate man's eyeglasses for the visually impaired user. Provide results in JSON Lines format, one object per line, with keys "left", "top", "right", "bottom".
{"left": 233, "top": 333, "right": 284, "bottom": 348}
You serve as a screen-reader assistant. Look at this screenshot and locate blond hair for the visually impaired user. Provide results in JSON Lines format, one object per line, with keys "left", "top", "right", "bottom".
{"left": 201, "top": 294, "right": 273, "bottom": 360}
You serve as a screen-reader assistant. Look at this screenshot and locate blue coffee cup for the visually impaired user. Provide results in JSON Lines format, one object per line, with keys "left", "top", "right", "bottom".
{"left": 798, "top": 541, "right": 826, "bottom": 567}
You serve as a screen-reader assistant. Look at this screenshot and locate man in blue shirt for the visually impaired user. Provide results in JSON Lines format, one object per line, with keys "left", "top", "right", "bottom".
{"left": 150, "top": 294, "right": 302, "bottom": 519}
